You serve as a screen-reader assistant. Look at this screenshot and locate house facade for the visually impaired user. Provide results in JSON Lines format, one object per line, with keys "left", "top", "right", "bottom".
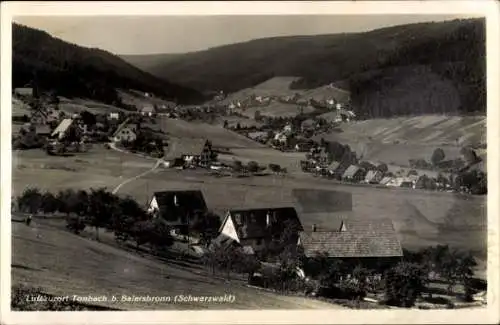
{"left": 140, "top": 105, "right": 156, "bottom": 117}
{"left": 215, "top": 207, "right": 303, "bottom": 256}
{"left": 148, "top": 190, "right": 208, "bottom": 233}
{"left": 113, "top": 125, "right": 136, "bottom": 143}
{"left": 112, "top": 118, "right": 137, "bottom": 143}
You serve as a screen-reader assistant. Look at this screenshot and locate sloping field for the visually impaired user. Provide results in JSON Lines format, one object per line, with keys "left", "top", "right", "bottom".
{"left": 12, "top": 220, "right": 345, "bottom": 310}
{"left": 241, "top": 102, "right": 314, "bottom": 118}
{"left": 117, "top": 89, "right": 176, "bottom": 109}
{"left": 57, "top": 97, "right": 131, "bottom": 115}
{"left": 318, "top": 115, "right": 486, "bottom": 166}
{"left": 302, "top": 85, "right": 351, "bottom": 103}
{"left": 158, "top": 117, "right": 266, "bottom": 149}
{"left": 11, "top": 147, "right": 155, "bottom": 197}
{"left": 218, "top": 148, "right": 306, "bottom": 172}
{"left": 222, "top": 77, "right": 303, "bottom": 103}
{"left": 118, "top": 170, "right": 486, "bottom": 267}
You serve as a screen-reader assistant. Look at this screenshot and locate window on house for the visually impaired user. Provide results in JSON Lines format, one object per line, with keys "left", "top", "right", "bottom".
{"left": 234, "top": 214, "right": 241, "bottom": 224}
{"left": 256, "top": 238, "right": 262, "bottom": 245}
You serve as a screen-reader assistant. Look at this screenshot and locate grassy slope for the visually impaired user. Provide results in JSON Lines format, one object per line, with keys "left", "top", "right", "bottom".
{"left": 157, "top": 116, "right": 266, "bottom": 149}
{"left": 316, "top": 115, "right": 486, "bottom": 166}
{"left": 12, "top": 24, "right": 205, "bottom": 105}
{"left": 12, "top": 219, "right": 345, "bottom": 310}
{"left": 121, "top": 18, "right": 485, "bottom": 116}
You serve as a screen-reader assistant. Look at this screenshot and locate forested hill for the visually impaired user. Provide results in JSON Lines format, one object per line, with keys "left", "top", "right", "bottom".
{"left": 122, "top": 18, "right": 485, "bottom": 116}
{"left": 12, "top": 23, "right": 206, "bottom": 105}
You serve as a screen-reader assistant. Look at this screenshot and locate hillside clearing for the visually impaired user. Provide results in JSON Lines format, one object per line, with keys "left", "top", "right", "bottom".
{"left": 317, "top": 115, "right": 486, "bottom": 166}
{"left": 12, "top": 219, "right": 346, "bottom": 310}
{"left": 157, "top": 117, "right": 266, "bottom": 149}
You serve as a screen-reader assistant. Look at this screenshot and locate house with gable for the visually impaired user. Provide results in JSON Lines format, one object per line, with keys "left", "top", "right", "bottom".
{"left": 213, "top": 206, "right": 303, "bottom": 256}
{"left": 163, "top": 138, "right": 214, "bottom": 167}
{"left": 50, "top": 118, "right": 81, "bottom": 141}
{"left": 364, "top": 170, "right": 384, "bottom": 184}
{"left": 112, "top": 118, "right": 137, "bottom": 143}
{"left": 342, "top": 165, "right": 367, "bottom": 183}
{"left": 140, "top": 104, "right": 156, "bottom": 117}
{"left": 298, "top": 217, "right": 403, "bottom": 269}
{"left": 147, "top": 190, "right": 208, "bottom": 233}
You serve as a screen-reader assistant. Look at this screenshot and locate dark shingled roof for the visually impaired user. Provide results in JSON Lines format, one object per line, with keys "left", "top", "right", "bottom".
{"left": 299, "top": 218, "right": 403, "bottom": 258}
{"left": 226, "top": 207, "right": 303, "bottom": 240}
{"left": 152, "top": 190, "right": 208, "bottom": 224}
{"left": 164, "top": 138, "right": 209, "bottom": 160}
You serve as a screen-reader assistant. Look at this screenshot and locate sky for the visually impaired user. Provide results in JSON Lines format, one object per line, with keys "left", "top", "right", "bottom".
{"left": 13, "top": 15, "right": 473, "bottom": 55}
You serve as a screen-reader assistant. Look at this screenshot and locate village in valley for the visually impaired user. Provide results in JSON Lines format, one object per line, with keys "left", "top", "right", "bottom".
{"left": 10, "top": 16, "right": 487, "bottom": 312}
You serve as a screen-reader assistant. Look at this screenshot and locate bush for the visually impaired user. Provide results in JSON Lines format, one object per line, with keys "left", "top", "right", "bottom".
{"left": 384, "top": 262, "right": 426, "bottom": 307}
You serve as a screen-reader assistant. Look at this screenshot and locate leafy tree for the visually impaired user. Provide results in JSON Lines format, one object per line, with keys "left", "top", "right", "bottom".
{"left": 112, "top": 196, "right": 148, "bottom": 242}
{"left": 232, "top": 159, "right": 243, "bottom": 172}
{"left": 87, "top": 188, "right": 118, "bottom": 240}
{"left": 431, "top": 148, "right": 446, "bottom": 165}
{"left": 40, "top": 191, "right": 59, "bottom": 214}
{"left": 268, "top": 163, "right": 282, "bottom": 174}
{"left": 440, "top": 249, "right": 477, "bottom": 295}
{"left": 17, "top": 187, "right": 43, "bottom": 214}
{"left": 190, "top": 211, "right": 222, "bottom": 245}
{"left": 247, "top": 161, "right": 260, "bottom": 173}
{"left": 460, "top": 147, "right": 479, "bottom": 165}
{"left": 148, "top": 219, "right": 175, "bottom": 251}
{"left": 384, "top": 262, "right": 426, "bottom": 307}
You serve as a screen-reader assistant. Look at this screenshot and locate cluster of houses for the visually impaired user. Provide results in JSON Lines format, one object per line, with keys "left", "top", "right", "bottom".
{"left": 146, "top": 189, "right": 403, "bottom": 271}
{"left": 304, "top": 158, "right": 453, "bottom": 191}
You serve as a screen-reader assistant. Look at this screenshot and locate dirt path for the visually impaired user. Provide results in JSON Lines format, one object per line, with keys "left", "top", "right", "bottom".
{"left": 108, "top": 142, "right": 163, "bottom": 194}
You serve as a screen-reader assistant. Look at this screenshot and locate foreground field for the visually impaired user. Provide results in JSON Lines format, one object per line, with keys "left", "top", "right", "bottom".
{"left": 12, "top": 219, "right": 346, "bottom": 310}
{"left": 12, "top": 146, "right": 487, "bottom": 280}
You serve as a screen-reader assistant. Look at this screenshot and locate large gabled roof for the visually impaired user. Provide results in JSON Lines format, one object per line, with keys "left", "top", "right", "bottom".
{"left": 164, "top": 137, "right": 209, "bottom": 160}
{"left": 152, "top": 190, "right": 208, "bottom": 212}
{"left": 51, "top": 118, "right": 74, "bottom": 138}
{"left": 299, "top": 218, "right": 403, "bottom": 258}
{"left": 222, "top": 206, "right": 303, "bottom": 240}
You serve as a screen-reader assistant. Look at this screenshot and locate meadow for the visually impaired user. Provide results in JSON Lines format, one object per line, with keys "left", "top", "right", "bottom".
{"left": 157, "top": 116, "right": 266, "bottom": 149}
{"left": 12, "top": 219, "right": 344, "bottom": 310}
{"left": 317, "top": 115, "right": 486, "bottom": 166}
{"left": 12, "top": 146, "right": 487, "bottom": 269}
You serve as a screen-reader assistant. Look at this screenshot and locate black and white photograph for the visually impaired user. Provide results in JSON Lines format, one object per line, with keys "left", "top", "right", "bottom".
{"left": 1, "top": 1, "right": 498, "bottom": 324}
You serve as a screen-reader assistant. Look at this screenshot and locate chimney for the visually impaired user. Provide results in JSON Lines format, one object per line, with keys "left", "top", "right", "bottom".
{"left": 312, "top": 224, "right": 317, "bottom": 232}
